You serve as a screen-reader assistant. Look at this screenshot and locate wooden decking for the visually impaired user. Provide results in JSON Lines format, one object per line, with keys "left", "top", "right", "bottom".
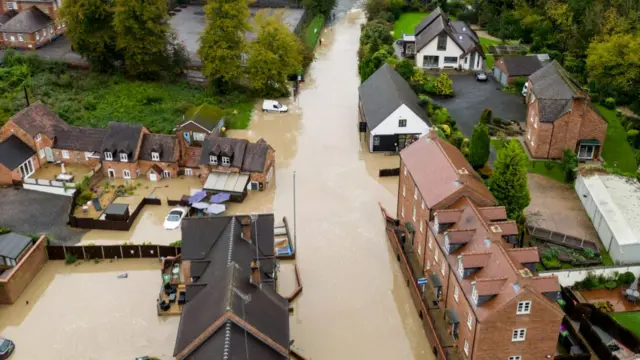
{"left": 157, "top": 284, "right": 187, "bottom": 316}
{"left": 578, "top": 289, "right": 640, "bottom": 312}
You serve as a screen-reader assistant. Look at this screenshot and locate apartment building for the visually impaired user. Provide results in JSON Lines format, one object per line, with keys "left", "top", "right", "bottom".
{"left": 396, "top": 131, "right": 564, "bottom": 360}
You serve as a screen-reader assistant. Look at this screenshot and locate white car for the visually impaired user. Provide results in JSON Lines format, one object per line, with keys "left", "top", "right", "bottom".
{"left": 262, "top": 100, "right": 288, "bottom": 113}
{"left": 163, "top": 208, "right": 186, "bottom": 230}
{"left": 522, "top": 82, "right": 529, "bottom": 97}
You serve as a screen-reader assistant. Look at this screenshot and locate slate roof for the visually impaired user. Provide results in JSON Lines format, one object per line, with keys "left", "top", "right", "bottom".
{"left": 139, "top": 134, "right": 177, "bottom": 162}
{"left": 500, "top": 56, "right": 542, "bottom": 77}
{"left": 0, "top": 10, "right": 18, "bottom": 26}
{"left": 358, "top": 63, "right": 429, "bottom": 131}
{"left": 175, "top": 215, "right": 288, "bottom": 360}
{"left": 413, "top": 8, "right": 480, "bottom": 55}
{"left": 529, "top": 60, "right": 585, "bottom": 123}
{"left": 0, "top": 232, "right": 32, "bottom": 260}
{"left": 0, "top": 135, "right": 35, "bottom": 170}
{"left": 242, "top": 139, "right": 271, "bottom": 172}
{"left": 9, "top": 101, "right": 69, "bottom": 139}
{"left": 101, "top": 122, "right": 144, "bottom": 161}
{"left": 54, "top": 127, "right": 108, "bottom": 152}
{"left": 0, "top": 7, "right": 51, "bottom": 33}
{"left": 200, "top": 137, "right": 272, "bottom": 173}
{"left": 414, "top": 7, "right": 443, "bottom": 36}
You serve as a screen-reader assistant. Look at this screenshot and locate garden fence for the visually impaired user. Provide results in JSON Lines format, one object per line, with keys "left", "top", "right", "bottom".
{"left": 68, "top": 197, "right": 161, "bottom": 231}
{"left": 47, "top": 244, "right": 181, "bottom": 261}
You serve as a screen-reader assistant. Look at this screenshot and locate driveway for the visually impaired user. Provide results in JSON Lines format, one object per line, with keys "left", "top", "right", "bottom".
{"left": 0, "top": 188, "right": 86, "bottom": 244}
{"left": 432, "top": 74, "right": 527, "bottom": 137}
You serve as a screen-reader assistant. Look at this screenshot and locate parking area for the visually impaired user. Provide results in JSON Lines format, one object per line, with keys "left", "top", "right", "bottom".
{"left": 432, "top": 74, "right": 527, "bottom": 137}
{"left": 0, "top": 188, "right": 86, "bottom": 244}
{"left": 0, "top": 259, "right": 179, "bottom": 360}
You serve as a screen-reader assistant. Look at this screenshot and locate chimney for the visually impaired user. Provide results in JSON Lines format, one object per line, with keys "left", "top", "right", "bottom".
{"left": 250, "top": 260, "right": 261, "bottom": 286}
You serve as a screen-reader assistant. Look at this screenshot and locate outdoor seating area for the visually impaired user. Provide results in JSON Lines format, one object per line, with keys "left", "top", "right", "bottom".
{"left": 574, "top": 272, "right": 640, "bottom": 313}
{"left": 30, "top": 162, "right": 93, "bottom": 182}
{"left": 186, "top": 190, "right": 231, "bottom": 217}
{"left": 157, "top": 282, "right": 187, "bottom": 316}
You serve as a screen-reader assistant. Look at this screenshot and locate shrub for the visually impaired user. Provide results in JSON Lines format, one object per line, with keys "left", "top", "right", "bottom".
{"left": 513, "top": 77, "right": 527, "bottom": 91}
{"left": 618, "top": 271, "right": 636, "bottom": 286}
{"left": 65, "top": 253, "right": 78, "bottom": 265}
{"left": 438, "top": 124, "right": 451, "bottom": 137}
{"left": 449, "top": 131, "right": 465, "bottom": 150}
{"left": 480, "top": 108, "right": 493, "bottom": 124}
{"left": 542, "top": 247, "right": 558, "bottom": 261}
{"left": 582, "top": 247, "right": 596, "bottom": 259}
{"left": 603, "top": 97, "right": 616, "bottom": 110}
{"left": 604, "top": 281, "right": 618, "bottom": 290}
{"left": 418, "top": 94, "right": 432, "bottom": 106}
{"left": 169, "top": 240, "right": 182, "bottom": 247}
{"left": 580, "top": 273, "right": 599, "bottom": 289}
{"left": 75, "top": 190, "right": 95, "bottom": 206}
{"left": 561, "top": 149, "right": 578, "bottom": 182}
{"left": 627, "top": 129, "right": 639, "bottom": 147}
{"left": 434, "top": 73, "right": 454, "bottom": 96}
{"left": 377, "top": 11, "right": 395, "bottom": 24}
{"left": 542, "top": 257, "right": 561, "bottom": 269}
{"left": 394, "top": 59, "right": 415, "bottom": 81}
{"left": 492, "top": 116, "right": 504, "bottom": 126}
{"left": 543, "top": 161, "right": 554, "bottom": 172}
{"left": 0, "top": 227, "right": 10, "bottom": 235}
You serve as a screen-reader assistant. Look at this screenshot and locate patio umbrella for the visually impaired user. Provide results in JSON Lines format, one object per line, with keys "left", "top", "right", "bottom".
{"left": 206, "top": 204, "right": 226, "bottom": 215}
{"left": 188, "top": 190, "right": 207, "bottom": 205}
{"left": 192, "top": 202, "right": 209, "bottom": 210}
{"left": 210, "top": 192, "right": 231, "bottom": 204}
{"left": 631, "top": 276, "right": 639, "bottom": 291}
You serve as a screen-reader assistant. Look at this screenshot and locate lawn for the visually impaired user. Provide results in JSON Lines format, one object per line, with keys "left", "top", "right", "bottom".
{"left": 304, "top": 14, "right": 325, "bottom": 49}
{"left": 479, "top": 37, "right": 501, "bottom": 69}
{"left": 394, "top": 12, "right": 428, "bottom": 39}
{"left": 0, "top": 53, "right": 255, "bottom": 133}
{"left": 611, "top": 312, "right": 640, "bottom": 338}
{"left": 595, "top": 104, "right": 638, "bottom": 174}
{"left": 491, "top": 139, "right": 568, "bottom": 183}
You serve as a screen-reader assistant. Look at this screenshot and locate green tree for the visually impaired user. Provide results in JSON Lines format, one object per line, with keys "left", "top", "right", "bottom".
{"left": 198, "top": 0, "right": 250, "bottom": 92}
{"left": 358, "top": 47, "right": 393, "bottom": 82}
{"left": 587, "top": 34, "right": 640, "bottom": 104}
{"left": 59, "top": 0, "right": 120, "bottom": 72}
{"left": 561, "top": 148, "right": 578, "bottom": 182}
{"left": 113, "top": 0, "right": 171, "bottom": 79}
{"left": 434, "top": 73, "right": 454, "bottom": 96}
{"left": 303, "top": 0, "right": 335, "bottom": 16}
{"left": 480, "top": 108, "right": 493, "bottom": 124}
{"left": 246, "top": 12, "right": 302, "bottom": 96}
{"left": 469, "top": 123, "right": 490, "bottom": 169}
{"left": 488, "top": 140, "right": 530, "bottom": 222}
{"left": 394, "top": 59, "right": 415, "bottom": 81}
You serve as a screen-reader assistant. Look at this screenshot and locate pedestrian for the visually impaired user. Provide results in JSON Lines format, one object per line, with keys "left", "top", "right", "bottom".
{"left": 319, "top": 38, "right": 323, "bottom": 46}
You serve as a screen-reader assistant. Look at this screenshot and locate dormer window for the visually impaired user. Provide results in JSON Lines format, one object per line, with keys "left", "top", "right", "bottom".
{"left": 458, "top": 256, "right": 463, "bottom": 277}
{"left": 471, "top": 282, "right": 478, "bottom": 305}
{"left": 35, "top": 134, "right": 41, "bottom": 142}
{"left": 120, "top": 153, "right": 128, "bottom": 162}
{"left": 444, "top": 233, "right": 450, "bottom": 254}
{"left": 209, "top": 155, "right": 218, "bottom": 165}
{"left": 151, "top": 152, "right": 160, "bottom": 161}
{"left": 104, "top": 152, "right": 113, "bottom": 161}
{"left": 222, "top": 156, "right": 230, "bottom": 166}
{"left": 434, "top": 215, "right": 439, "bottom": 232}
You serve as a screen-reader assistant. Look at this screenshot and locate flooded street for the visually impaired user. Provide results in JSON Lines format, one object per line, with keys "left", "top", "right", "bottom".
{"left": 0, "top": 260, "right": 178, "bottom": 360}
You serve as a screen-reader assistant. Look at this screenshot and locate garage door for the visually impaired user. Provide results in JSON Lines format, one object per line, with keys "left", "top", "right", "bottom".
{"left": 500, "top": 72, "right": 508, "bottom": 86}
{"left": 493, "top": 67, "right": 501, "bottom": 80}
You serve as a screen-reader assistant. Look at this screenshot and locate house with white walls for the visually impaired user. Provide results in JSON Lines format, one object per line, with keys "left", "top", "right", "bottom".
{"left": 358, "top": 64, "right": 431, "bottom": 152}
{"left": 402, "top": 7, "right": 484, "bottom": 71}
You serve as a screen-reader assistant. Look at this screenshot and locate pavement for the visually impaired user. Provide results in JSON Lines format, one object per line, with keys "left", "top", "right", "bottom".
{"left": 0, "top": 188, "right": 86, "bottom": 244}
{"left": 431, "top": 74, "right": 527, "bottom": 137}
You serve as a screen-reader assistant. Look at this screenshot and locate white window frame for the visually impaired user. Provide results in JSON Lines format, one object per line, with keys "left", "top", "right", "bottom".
{"left": 373, "top": 136, "right": 380, "bottom": 146}
{"left": 123, "top": 170, "right": 131, "bottom": 179}
{"left": 401, "top": 206, "right": 404, "bottom": 218}
{"left": 402, "top": 185, "right": 406, "bottom": 197}
{"left": 440, "top": 261, "right": 445, "bottom": 276}
{"left": 209, "top": 155, "right": 218, "bottom": 165}
{"left": 412, "top": 206, "right": 416, "bottom": 221}
{"left": 434, "top": 250, "right": 438, "bottom": 264}
{"left": 414, "top": 185, "right": 418, "bottom": 199}
{"left": 421, "top": 200, "right": 425, "bottom": 210}
{"left": 193, "top": 132, "right": 206, "bottom": 141}
{"left": 517, "top": 301, "right": 531, "bottom": 315}
{"left": 84, "top": 152, "right": 92, "bottom": 160}
{"left": 472, "top": 285, "right": 478, "bottom": 304}
{"left": 35, "top": 134, "right": 41, "bottom": 142}
{"left": 511, "top": 328, "right": 526, "bottom": 342}
{"left": 39, "top": 149, "right": 45, "bottom": 158}
{"left": 467, "top": 313, "right": 473, "bottom": 330}
{"left": 222, "top": 156, "right": 230, "bottom": 165}
{"left": 403, "top": 166, "right": 407, "bottom": 176}
{"left": 9, "top": 35, "right": 15, "bottom": 42}
{"left": 163, "top": 170, "right": 171, "bottom": 178}
{"left": 185, "top": 168, "right": 193, "bottom": 176}
{"left": 417, "top": 243, "right": 422, "bottom": 255}
{"left": 454, "top": 285, "right": 459, "bottom": 302}
{"left": 464, "top": 340, "right": 469, "bottom": 356}
{"left": 104, "top": 152, "right": 113, "bottom": 161}
{"left": 458, "top": 257, "right": 464, "bottom": 277}
{"left": 17, "top": 34, "right": 24, "bottom": 42}
{"left": 36, "top": 32, "right": 40, "bottom": 41}
{"left": 398, "top": 119, "right": 407, "bottom": 127}
{"left": 428, "top": 233, "right": 433, "bottom": 249}
{"left": 62, "top": 150, "right": 70, "bottom": 159}
{"left": 508, "top": 356, "right": 522, "bottom": 360}
{"left": 151, "top": 152, "right": 160, "bottom": 161}
{"left": 419, "top": 221, "right": 424, "bottom": 233}
{"left": 120, "top": 153, "right": 128, "bottom": 162}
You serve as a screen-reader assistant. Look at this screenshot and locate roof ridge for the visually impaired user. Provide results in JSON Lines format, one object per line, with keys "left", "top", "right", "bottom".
{"left": 507, "top": 246, "right": 538, "bottom": 252}
{"left": 447, "top": 228, "right": 477, "bottom": 233}
{"left": 479, "top": 205, "right": 505, "bottom": 209}
{"left": 436, "top": 208, "right": 464, "bottom": 213}
{"left": 490, "top": 220, "right": 516, "bottom": 225}
{"left": 460, "top": 251, "right": 492, "bottom": 256}
{"left": 475, "top": 276, "right": 508, "bottom": 282}
{"left": 432, "top": 132, "right": 462, "bottom": 177}
{"left": 227, "top": 312, "right": 289, "bottom": 356}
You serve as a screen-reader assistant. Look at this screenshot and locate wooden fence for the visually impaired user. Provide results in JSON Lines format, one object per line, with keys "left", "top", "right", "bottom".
{"left": 527, "top": 225, "right": 599, "bottom": 252}
{"left": 47, "top": 244, "right": 181, "bottom": 261}
{"left": 68, "top": 197, "right": 161, "bottom": 231}
{"left": 379, "top": 168, "right": 400, "bottom": 177}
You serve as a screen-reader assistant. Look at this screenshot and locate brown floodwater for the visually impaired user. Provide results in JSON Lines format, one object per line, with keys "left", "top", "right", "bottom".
{"left": 0, "top": 260, "right": 179, "bottom": 360}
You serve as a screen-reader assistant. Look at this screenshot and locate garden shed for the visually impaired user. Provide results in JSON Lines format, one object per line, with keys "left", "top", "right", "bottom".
{"left": 103, "top": 203, "right": 130, "bottom": 222}
{"left": 575, "top": 173, "right": 640, "bottom": 264}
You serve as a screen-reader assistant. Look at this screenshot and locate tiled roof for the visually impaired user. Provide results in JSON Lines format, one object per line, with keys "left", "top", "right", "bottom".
{"left": 9, "top": 101, "right": 69, "bottom": 139}
{"left": 491, "top": 220, "right": 518, "bottom": 236}
{"left": 55, "top": 127, "right": 107, "bottom": 152}
{"left": 478, "top": 206, "right": 507, "bottom": 221}
{"left": 0, "top": 7, "right": 51, "bottom": 33}
{"left": 475, "top": 277, "right": 508, "bottom": 296}
{"left": 101, "top": 122, "right": 144, "bottom": 161}
{"left": 446, "top": 229, "right": 475, "bottom": 244}
{"left": 0, "top": 10, "right": 18, "bottom": 26}
{"left": 414, "top": 7, "right": 480, "bottom": 55}
{"left": 507, "top": 247, "right": 540, "bottom": 264}
{"left": 532, "top": 276, "right": 561, "bottom": 293}
{"left": 461, "top": 252, "right": 491, "bottom": 268}
{"left": 401, "top": 131, "right": 495, "bottom": 209}
{"left": 139, "top": 134, "right": 177, "bottom": 163}
{"left": 435, "top": 209, "right": 463, "bottom": 224}
{"left": 529, "top": 61, "right": 586, "bottom": 123}
{"left": 242, "top": 139, "right": 271, "bottom": 172}
{"left": 414, "top": 7, "right": 443, "bottom": 35}
{"left": 200, "top": 136, "right": 272, "bottom": 173}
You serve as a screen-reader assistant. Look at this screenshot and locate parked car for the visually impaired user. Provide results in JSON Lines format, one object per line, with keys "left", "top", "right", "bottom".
{"left": 521, "top": 82, "right": 529, "bottom": 97}
{"left": 163, "top": 208, "right": 186, "bottom": 230}
{"left": 475, "top": 71, "right": 488, "bottom": 81}
{"left": 262, "top": 100, "right": 288, "bottom": 113}
{"left": 0, "top": 338, "right": 14, "bottom": 359}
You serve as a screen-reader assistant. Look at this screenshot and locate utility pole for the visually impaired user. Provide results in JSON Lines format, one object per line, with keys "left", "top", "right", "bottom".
{"left": 23, "top": 86, "right": 30, "bottom": 106}
{"left": 293, "top": 171, "right": 297, "bottom": 254}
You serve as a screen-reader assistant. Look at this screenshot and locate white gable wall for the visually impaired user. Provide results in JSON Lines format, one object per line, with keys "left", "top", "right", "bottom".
{"left": 371, "top": 104, "right": 430, "bottom": 137}
{"left": 415, "top": 33, "right": 483, "bottom": 70}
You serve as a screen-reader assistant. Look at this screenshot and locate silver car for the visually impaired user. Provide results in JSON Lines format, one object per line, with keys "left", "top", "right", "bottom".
{"left": 475, "top": 71, "right": 488, "bottom": 81}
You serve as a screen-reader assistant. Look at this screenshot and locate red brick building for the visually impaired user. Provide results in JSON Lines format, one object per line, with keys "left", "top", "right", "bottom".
{"left": 0, "top": 5, "right": 64, "bottom": 49}
{"left": 397, "top": 131, "right": 564, "bottom": 360}
{"left": 525, "top": 61, "right": 607, "bottom": 160}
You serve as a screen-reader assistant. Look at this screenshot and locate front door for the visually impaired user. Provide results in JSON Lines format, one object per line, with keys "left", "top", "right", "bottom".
{"left": 108, "top": 169, "right": 115, "bottom": 178}
{"left": 149, "top": 173, "right": 158, "bottom": 181}
{"left": 45, "top": 147, "right": 54, "bottom": 162}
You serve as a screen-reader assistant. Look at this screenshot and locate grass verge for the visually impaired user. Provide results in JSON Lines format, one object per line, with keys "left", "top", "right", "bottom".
{"left": 479, "top": 37, "right": 500, "bottom": 69}
{"left": 304, "top": 14, "right": 325, "bottom": 49}
{"left": 596, "top": 104, "right": 638, "bottom": 174}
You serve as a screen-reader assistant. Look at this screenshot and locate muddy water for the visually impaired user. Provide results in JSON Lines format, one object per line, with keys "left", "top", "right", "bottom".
{"left": 233, "top": 9, "right": 433, "bottom": 359}
{"left": 0, "top": 260, "right": 179, "bottom": 360}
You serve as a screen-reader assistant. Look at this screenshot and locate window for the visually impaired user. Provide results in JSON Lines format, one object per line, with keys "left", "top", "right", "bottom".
{"left": 578, "top": 145, "right": 595, "bottom": 159}
{"left": 209, "top": 155, "right": 218, "bottom": 165}
{"left": 193, "top": 132, "right": 206, "bottom": 141}
{"left": 511, "top": 329, "right": 526, "bottom": 342}
{"left": 437, "top": 34, "right": 447, "bottom": 50}
{"left": 2, "top": 33, "right": 6, "bottom": 41}
{"left": 458, "top": 258, "right": 464, "bottom": 276}
{"left": 401, "top": 206, "right": 405, "bottom": 218}
{"left": 534, "top": 117, "right": 538, "bottom": 128}
{"left": 426, "top": 260, "right": 430, "bottom": 268}
{"left": 36, "top": 32, "right": 40, "bottom": 41}
{"left": 120, "top": 153, "right": 128, "bottom": 162}
{"left": 440, "top": 261, "right": 445, "bottom": 275}
{"left": 39, "top": 149, "right": 45, "bottom": 158}
{"left": 373, "top": 136, "right": 380, "bottom": 146}
{"left": 454, "top": 286, "right": 459, "bottom": 302}
{"left": 185, "top": 168, "right": 193, "bottom": 176}
{"left": 85, "top": 152, "right": 92, "bottom": 160}
{"left": 472, "top": 285, "right": 478, "bottom": 304}
{"left": 434, "top": 251, "right": 438, "bottom": 264}
{"left": 419, "top": 221, "right": 423, "bottom": 233}
{"left": 402, "top": 185, "right": 406, "bottom": 197}
{"left": 222, "top": 156, "right": 230, "bottom": 165}
{"left": 412, "top": 206, "right": 416, "bottom": 221}
{"left": 531, "top": 135, "right": 535, "bottom": 146}
{"left": 35, "top": 134, "right": 41, "bottom": 142}
{"left": 123, "top": 170, "right": 131, "bottom": 179}
{"left": 428, "top": 233, "right": 433, "bottom": 249}
{"left": 516, "top": 301, "right": 531, "bottom": 314}
{"left": 527, "top": 128, "right": 531, "bottom": 139}
{"left": 151, "top": 152, "right": 160, "bottom": 161}
{"left": 399, "top": 119, "right": 407, "bottom": 127}
{"left": 62, "top": 150, "right": 70, "bottom": 159}
{"left": 104, "top": 152, "right": 113, "bottom": 161}
{"left": 423, "top": 55, "right": 439, "bottom": 68}
{"left": 417, "top": 243, "right": 422, "bottom": 255}
{"left": 464, "top": 340, "right": 469, "bottom": 356}
{"left": 7, "top": 1, "right": 14, "bottom": 9}
{"left": 163, "top": 170, "right": 171, "bottom": 178}
{"left": 421, "top": 200, "right": 425, "bottom": 210}
{"left": 508, "top": 356, "right": 522, "bottom": 360}
{"left": 414, "top": 185, "right": 418, "bottom": 199}
{"left": 444, "top": 56, "right": 458, "bottom": 64}
{"left": 18, "top": 34, "right": 24, "bottom": 42}
{"left": 467, "top": 313, "right": 473, "bottom": 330}
{"left": 10, "top": 36, "right": 15, "bottom": 42}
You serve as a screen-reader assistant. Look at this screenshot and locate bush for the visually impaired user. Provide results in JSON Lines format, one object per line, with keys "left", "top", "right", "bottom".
{"left": 561, "top": 149, "right": 578, "bottom": 182}
{"left": 604, "top": 281, "right": 618, "bottom": 290}
{"left": 418, "top": 94, "right": 432, "bottom": 107}
{"left": 582, "top": 247, "right": 596, "bottom": 259}
{"left": 0, "top": 227, "right": 10, "bottom": 235}
{"left": 617, "top": 271, "right": 636, "bottom": 286}
{"left": 169, "top": 240, "right": 182, "bottom": 247}
{"left": 75, "top": 190, "right": 95, "bottom": 206}
{"left": 377, "top": 11, "right": 395, "bottom": 23}
{"left": 603, "top": 97, "right": 616, "bottom": 110}
{"left": 513, "top": 77, "right": 527, "bottom": 91}
{"left": 480, "top": 108, "right": 493, "bottom": 124}
{"left": 394, "top": 59, "right": 416, "bottom": 81}
{"left": 449, "top": 131, "right": 465, "bottom": 150}
{"left": 65, "top": 253, "right": 78, "bottom": 265}
{"left": 542, "top": 257, "right": 561, "bottom": 269}
{"left": 627, "top": 129, "right": 639, "bottom": 147}
{"left": 434, "top": 73, "right": 454, "bottom": 96}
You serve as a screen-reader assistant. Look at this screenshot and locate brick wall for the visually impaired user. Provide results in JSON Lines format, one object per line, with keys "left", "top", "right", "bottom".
{"left": 398, "top": 159, "right": 431, "bottom": 268}
{"left": 443, "top": 268, "right": 477, "bottom": 359}
{"left": 138, "top": 160, "right": 179, "bottom": 180}
{"left": 0, "top": 153, "right": 41, "bottom": 185}
{"left": 103, "top": 161, "right": 141, "bottom": 179}
{"left": 0, "top": 236, "right": 48, "bottom": 304}
{"left": 248, "top": 148, "right": 276, "bottom": 191}
{"left": 1, "top": 22, "right": 64, "bottom": 49}
{"left": 0, "top": 164, "right": 12, "bottom": 185}
{"left": 53, "top": 148, "right": 100, "bottom": 167}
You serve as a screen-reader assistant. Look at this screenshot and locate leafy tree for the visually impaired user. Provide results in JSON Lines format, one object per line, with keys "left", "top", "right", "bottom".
{"left": 480, "top": 108, "right": 493, "bottom": 124}
{"left": 587, "top": 34, "right": 640, "bottom": 105}
{"left": 469, "top": 123, "right": 490, "bottom": 169}
{"left": 198, "top": 0, "right": 250, "bottom": 92}
{"left": 59, "top": 0, "right": 120, "bottom": 72}
{"left": 394, "top": 59, "right": 415, "bottom": 81}
{"left": 434, "top": 73, "right": 454, "bottom": 96}
{"left": 358, "top": 47, "right": 393, "bottom": 82}
{"left": 246, "top": 12, "right": 302, "bottom": 96}
{"left": 303, "top": 0, "right": 335, "bottom": 16}
{"left": 113, "top": 0, "right": 171, "bottom": 79}
{"left": 561, "top": 148, "right": 578, "bottom": 182}
{"left": 488, "top": 140, "right": 530, "bottom": 222}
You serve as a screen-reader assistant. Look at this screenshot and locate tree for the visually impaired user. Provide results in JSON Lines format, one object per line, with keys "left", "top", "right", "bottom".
{"left": 469, "top": 123, "right": 490, "bottom": 169}
{"left": 488, "top": 140, "right": 530, "bottom": 222}
{"left": 113, "top": 0, "right": 171, "bottom": 79}
{"left": 303, "top": 0, "right": 335, "bottom": 16}
{"left": 59, "top": 0, "right": 120, "bottom": 72}
{"left": 434, "top": 73, "right": 454, "bottom": 96}
{"left": 358, "top": 47, "right": 393, "bottom": 82}
{"left": 480, "top": 108, "right": 493, "bottom": 124}
{"left": 198, "top": 0, "right": 250, "bottom": 92}
{"left": 561, "top": 148, "right": 578, "bottom": 182}
{"left": 394, "top": 59, "right": 415, "bottom": 81}
{"left": 587, "top": 34, "right": 640, "bottom": 104}
{"left": 246, "top": 12, "right": 302, "bottom": 96}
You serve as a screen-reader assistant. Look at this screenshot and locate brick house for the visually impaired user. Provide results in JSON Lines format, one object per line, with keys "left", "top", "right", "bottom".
{"left": 0, "top": 135, "right": 39, "bottom": 184}
{"left": 138, "top": 133, "right": 179, "bottom": 181}
{"left": 174, "top": 104, "right": 223, "bottom": 178}
{"left": 397, "top": 131, "right": 564, "bottom": 359}
{"left": 525, "top": 61, "right": 607, "bottom": 160}
{"left": 0, "top": 6, "right": 64, "bottom": 49}
{"left": 52, "top": 126, "right": 106, "bottom": 167}
{"left": 100, "top": 123, "right": 149, "bottom": 180}
{"left": 492, "top": 55, "right": 542, "bottom": 86}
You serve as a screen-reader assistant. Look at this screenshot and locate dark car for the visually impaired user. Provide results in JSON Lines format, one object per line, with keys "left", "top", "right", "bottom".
{"left": 0, "top": 338, "right": 14, "bottom": 359}
{"left": 475, "top": 71, "right": 488, "bottom": 81}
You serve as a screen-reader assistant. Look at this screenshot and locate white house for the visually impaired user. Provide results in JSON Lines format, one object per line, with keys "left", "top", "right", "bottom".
{"left": 404, "top": 7, "right": 484, "bottom": 71}
{"left": 358, "top": 64, "right": 431, "bottom": 152}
